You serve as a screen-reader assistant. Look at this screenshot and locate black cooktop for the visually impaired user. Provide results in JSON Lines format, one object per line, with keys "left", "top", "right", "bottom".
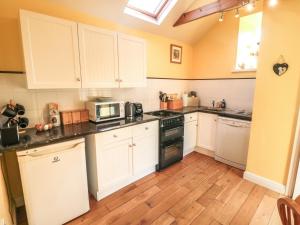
{"left": 145, "top": 110, "right": 182, "bottom": 118}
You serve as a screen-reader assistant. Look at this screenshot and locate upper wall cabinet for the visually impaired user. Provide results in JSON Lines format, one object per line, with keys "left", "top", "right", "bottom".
{"left": 78, "top": 24, "right": 119, "bottom": 88}
{"left": 118, "top": 34, "right": 147, "bottom": 88}
{"left": 20, "top": 10, "right": 147, "bottom": 89}
{"left": 20, "top": 10, "right": 82, "bottom": 89}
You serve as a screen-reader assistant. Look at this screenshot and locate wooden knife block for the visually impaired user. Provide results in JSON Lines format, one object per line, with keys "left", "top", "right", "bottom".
{"left": 167, "top": 100, "right": 183, "bottom": 110}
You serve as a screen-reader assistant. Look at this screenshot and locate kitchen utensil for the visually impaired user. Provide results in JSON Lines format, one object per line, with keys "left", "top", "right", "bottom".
{"left": 0, "top": 126, "right": 20, "bottom": 146}
{"left": 15, "top": 104, "right": 25, "bottom": 115}
{"left": 18, "top": 117, "right": 29, "bottom": 128}
{"left": 1, "top": 104, "right": 17, "bottom": 118}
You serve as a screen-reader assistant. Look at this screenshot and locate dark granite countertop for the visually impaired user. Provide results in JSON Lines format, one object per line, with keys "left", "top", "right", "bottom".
{"left": 167, "top": 106, "right": 252, "bottom": 121}
{"left": 0, "top": 114, "right": 159, "bottom": 153}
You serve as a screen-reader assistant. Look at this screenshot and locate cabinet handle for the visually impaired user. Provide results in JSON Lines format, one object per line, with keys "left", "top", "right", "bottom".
{"left": 129, "top": 144, "right": 132, "bottom": 148}
{"left": 113, "top": 134, "right": 118, "bottom": 138}
{"left": 190, "top": 117, "right": 192, "bottom": 119}
{"left": 132, "top": 143, "right": 136, "bottom": 147}
{"left": 145, "top": 127, "right": 149, "bottom": 130}
{"left": 115, "top": 79, "right": 119, "bottom": 82}
{"left": 76, "top": 77, "right": 81, "bottom": 82}
{"left": 119, "top": 79, "right": 123, "bottom": 82}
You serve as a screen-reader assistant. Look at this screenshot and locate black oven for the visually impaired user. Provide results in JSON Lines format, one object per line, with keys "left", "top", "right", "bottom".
{"left": 157, "top": 116, "right": 184, "bottom": 170}
{"left": 145, "top": 110, "right": 184, "bottom": 171}
{"left": 159, "top": 137, "right": 183, "bottom": 170}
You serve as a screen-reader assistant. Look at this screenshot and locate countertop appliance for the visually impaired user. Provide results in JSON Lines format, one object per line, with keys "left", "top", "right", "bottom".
{"left": 215, "top": 117, "right": 251, "bottom": 170}
{"left": 145, "top": 110, "right": 184, "bottom": 170}
{"left": 86, "top": 101, "right": 125, "bottom": 123}
{"left": 17, "top": 139, "right": 90, "bottom": 225}
{"left": 125, "top": 102, "right": 143, "bottom": 119}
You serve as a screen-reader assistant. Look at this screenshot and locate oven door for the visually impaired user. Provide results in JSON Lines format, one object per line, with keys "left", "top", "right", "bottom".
{"left": 96, "top": 103, "right": 121, "bottom": 121}
{"left": 159, "top": 138, "right": 183, "bottom": 170}
{"left": 161, "top": 125, "right": 184, "bottom": 142}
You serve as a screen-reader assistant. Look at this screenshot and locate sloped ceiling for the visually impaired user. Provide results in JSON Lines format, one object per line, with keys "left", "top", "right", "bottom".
{"left": 47, "top": 0, "right": 219, "bottom": 44}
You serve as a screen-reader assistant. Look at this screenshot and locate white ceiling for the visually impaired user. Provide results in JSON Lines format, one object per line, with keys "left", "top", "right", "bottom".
{"left": 48, "top": 0, "right": 219, "bottom": 44}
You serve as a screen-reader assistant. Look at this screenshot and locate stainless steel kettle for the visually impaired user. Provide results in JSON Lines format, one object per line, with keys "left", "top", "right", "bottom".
{"left": 125, "top": 102, "right": 136, "bottom": 118}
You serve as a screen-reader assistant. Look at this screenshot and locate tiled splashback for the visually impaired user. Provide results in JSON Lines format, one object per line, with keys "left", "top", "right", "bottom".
{"left": 0, "top": 74, "right": 255, "bottom": 127}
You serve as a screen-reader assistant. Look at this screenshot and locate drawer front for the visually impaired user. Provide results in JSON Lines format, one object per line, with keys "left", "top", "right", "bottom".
{"left": 96, "top": 127, "right": 132, "bottom": 146}
{"left": 184, "top": 113, "right": 198, "bottom": 123}
{"left": 132, "top": 121, "right": 158, "bottom": 138}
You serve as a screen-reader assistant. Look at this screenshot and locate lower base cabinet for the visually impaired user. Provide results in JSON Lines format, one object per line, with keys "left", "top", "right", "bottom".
{"left": 85, "top": 121, "right": 158, "bottom": 201}
{"left": 184, "top": 121, "right": 198, "bottom": 156}
{"left": 183, "top": 113, "right": 198, "bottom": 156}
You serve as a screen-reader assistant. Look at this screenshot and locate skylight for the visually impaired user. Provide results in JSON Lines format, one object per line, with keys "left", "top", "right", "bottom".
{"left": 124, "top": 0, "right": 178, "bottom": 25}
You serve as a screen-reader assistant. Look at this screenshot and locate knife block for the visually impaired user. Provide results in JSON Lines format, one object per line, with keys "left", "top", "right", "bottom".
{"left": 160, "top": 102, "right": 168, "bottom": 110}
{"left": 167, "top": 100, "right": 183, "bottom": 110}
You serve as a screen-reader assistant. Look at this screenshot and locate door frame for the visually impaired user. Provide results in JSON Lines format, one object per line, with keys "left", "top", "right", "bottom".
{"left": 286, "top": 106, "right": 300, "bottom": 197}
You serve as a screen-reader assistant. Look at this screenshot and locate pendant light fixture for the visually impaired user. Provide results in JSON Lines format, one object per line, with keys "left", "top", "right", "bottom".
{"left": 219, "top": 12, "right": 224, "bottom": 22}
{"left": 246, "top": 0, "right": 255, "bottom": 12}
{"left": 269, "top": 0, "right": 278, "bottom": 7}
{"left": 235, "top": 8, "right": 240, "bottom": 18}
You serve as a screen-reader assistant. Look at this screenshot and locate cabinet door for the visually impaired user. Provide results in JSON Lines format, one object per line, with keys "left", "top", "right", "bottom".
{"left": 184, "top": 120, "right": 197, "bottom": 156}
{"left": 132, "top": 134, "right": 158, "bottom": 177}
{"left": 197, "top": 113, "right": 218, "bottom": 151}
{"left": 78, "top": 24, "right": 119, "bottom": 88}
{"left": 20, "top": 10, "right": 81, "bottom": 89}
{"left": 118, "top": 33, "right": 146, "bottom": 88}
{"left": 98, "top": 139, "right": 132, "bottom": 191}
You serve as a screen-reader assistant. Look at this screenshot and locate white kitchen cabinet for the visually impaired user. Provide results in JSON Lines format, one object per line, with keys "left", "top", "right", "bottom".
{"left": 86, "top": 121, "right": 158, "bottom": 201}
{"left": 20, "top": 10, "right": 81, "bottom": 89}
{"left": 118, "top": 33, "right": 147, "bottom": 88}
{"left": 197, "top": 112, "right": 218, "bottom": 152}
{"left": 132, "top": 121, "right": 158, "bottom": 179}
{"left": 184, "top": 113, "right": 198, "bottom": 156}
{"left": 78, "top": 24, "right": 119, "bottom": 88}
{"left": 98, "top": 139, "right": 133, "bottom": 196}
{"left": 20, "top": 10, "right": 147, "bottom": 89}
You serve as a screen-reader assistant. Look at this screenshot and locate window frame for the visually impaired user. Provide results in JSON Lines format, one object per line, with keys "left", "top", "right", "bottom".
{"left": 126, "top": 0, "right": 169, "bottom": 19}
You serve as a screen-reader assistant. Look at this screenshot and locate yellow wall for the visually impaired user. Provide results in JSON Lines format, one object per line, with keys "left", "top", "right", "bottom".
{"left": 0, "top": 0, "right": 193, "bottom": 79}
{"left": 191, "top": 8, "right": 263, "bottom": 79}
{"left": 0, "top": 159, "right": 13, "bottom": 225}
{"left": 246, "top": 0, "right": 300, "bottom": 185}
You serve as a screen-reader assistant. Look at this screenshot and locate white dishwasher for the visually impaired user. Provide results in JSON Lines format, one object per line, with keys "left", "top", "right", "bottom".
{"left": 215, "top": 117, "right": 251, "bottom": 170}
{"left": 17, "top": 138, "right": 90, "bottom": 225}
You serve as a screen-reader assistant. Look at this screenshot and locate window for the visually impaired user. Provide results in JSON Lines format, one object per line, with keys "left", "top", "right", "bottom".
{"left": 235, "top": 12, "right": 263, "bottom": 71}
{"left": 124, "top": 0, "right": 177, "bottom": 25}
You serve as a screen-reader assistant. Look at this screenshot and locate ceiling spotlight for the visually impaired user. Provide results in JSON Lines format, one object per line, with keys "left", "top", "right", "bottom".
{"left": 235, "top": 8, "right": 240, "bottom": 18}
{"left": 269, "top": 0, "right": 278, "bottom": 7}
{"left": 246, "top": 1, "right": 255, "bottom": 11}
{"left": 219, "top": 12, "right": 224, "bottom": 22}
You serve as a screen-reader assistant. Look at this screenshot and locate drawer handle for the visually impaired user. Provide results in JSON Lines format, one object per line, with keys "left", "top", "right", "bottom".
{"left": 145, "top": 127, "right": 149, "bottom": 130}
{"left": 113, "top": 134, "right": 118, "bottom": 138}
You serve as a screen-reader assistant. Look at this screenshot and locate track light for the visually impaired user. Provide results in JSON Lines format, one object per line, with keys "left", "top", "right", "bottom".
{"left": 269, "top": 0, "right": 278, "bottom": 7}
{"left": 219, "top": 12, "right": 224, "bottom": 22}
{"left": 246, "top": 0, "right": 255, "bottom": 12}
{"left": 235, "top": 8, "right": 240, "bottom": 18}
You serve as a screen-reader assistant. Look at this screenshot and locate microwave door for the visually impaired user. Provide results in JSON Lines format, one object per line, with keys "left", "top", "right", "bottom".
{"left": 97, "top": 103, "right": 121, "bottom": 120}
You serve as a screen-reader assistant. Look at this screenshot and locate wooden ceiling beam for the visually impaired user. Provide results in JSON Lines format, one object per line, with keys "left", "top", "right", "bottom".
{"left": 173, "top": 0, "right": 249, "bottom": 27}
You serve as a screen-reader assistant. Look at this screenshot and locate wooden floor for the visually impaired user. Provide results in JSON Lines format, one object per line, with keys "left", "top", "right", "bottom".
{"left": 65, "top": 152, "right": 282, "bottom": 225}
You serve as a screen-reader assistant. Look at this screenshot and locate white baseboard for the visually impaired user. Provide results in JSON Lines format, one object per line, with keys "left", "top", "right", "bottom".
{"left": 243, "top": 171, "right": 286, "bottom": 194}
{"left": 195, "top": 147, "right": 215, "bottom": 158}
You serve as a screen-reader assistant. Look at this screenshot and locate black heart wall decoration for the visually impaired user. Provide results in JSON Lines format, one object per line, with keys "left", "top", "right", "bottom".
{"left": 273, "top": 63, "right": 289, "bottom": 76}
